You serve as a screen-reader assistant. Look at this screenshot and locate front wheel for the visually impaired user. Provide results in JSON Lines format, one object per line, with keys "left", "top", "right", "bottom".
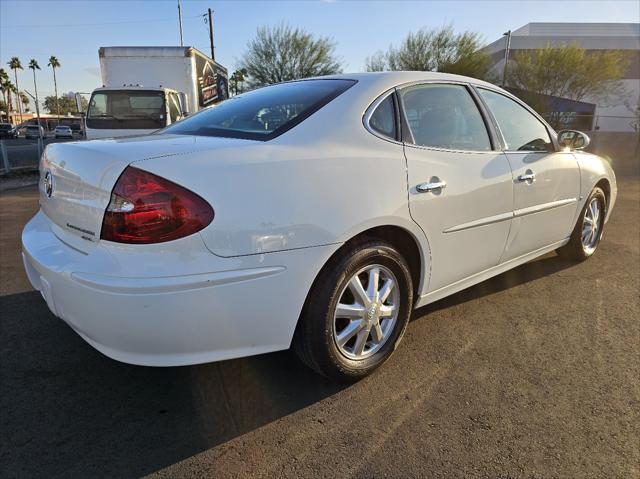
{"left": 557, "top": 187, "right": 606, "bottom": 261}
{"left": 293, "top": 240, "right": 413, "bottom": 381}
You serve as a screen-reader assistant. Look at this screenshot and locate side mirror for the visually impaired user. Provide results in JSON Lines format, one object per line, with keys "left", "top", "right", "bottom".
{"left": 558, "top": 130, "right": 590, "bottom": 151}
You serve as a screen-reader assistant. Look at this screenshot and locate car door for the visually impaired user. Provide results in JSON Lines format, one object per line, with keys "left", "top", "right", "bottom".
{"left": 400, "top": 82, "right": 514, "bottom": 293}
{"left": 476, "top": 88, "right": 581, "bottom": 262}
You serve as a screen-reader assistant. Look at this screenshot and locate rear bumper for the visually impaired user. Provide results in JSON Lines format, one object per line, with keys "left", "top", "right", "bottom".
{"left": 22, "top": 210, "right": 337, "bottom": 366}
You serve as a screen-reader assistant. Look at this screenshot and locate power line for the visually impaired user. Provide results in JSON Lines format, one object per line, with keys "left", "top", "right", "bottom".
{"left": 1, "top": 14, "right": 202, "bottom": 29}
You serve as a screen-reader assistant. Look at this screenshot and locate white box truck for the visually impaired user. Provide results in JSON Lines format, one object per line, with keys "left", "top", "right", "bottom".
{"left": 85, "top": 46, "right": 229, "bottom": 139}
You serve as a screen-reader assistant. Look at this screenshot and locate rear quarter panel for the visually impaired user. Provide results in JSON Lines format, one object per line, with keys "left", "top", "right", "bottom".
{"left": 132, "top": 84, "right": 428, "bottom": 259}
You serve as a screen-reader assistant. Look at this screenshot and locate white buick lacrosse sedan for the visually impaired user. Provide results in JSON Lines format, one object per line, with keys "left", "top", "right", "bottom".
{"left": 22, "top": 72, "right": 616, "bottom": 380}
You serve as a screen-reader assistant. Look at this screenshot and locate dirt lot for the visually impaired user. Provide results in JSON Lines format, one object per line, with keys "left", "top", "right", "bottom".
{"left": 1, "top": 180, "right": 638, "bottom": 478}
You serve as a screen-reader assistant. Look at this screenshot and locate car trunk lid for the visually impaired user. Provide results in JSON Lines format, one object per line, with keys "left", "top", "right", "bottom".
{"left": 39, "top": 134, "right": 228, "bottom": 248}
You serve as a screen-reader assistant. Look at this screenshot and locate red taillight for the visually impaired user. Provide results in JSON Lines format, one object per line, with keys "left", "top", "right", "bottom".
{"left": 101, "top": 166, "right": 214, "bottom": 244}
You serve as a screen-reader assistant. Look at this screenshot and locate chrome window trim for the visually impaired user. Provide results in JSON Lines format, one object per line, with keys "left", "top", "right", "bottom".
{"left": 473, "top": 85, "right": 559, "bottom": 153}
{"left": 395, "top": 80, "right": 497, "bottom": 154}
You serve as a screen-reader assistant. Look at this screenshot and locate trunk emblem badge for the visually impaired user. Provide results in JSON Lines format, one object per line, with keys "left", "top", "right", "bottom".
{"left": 44, "top": 170, "right": 54, "bottom": 198}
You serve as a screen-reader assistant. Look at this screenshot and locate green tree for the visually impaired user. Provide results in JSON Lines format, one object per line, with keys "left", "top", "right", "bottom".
{"left": 229, "top": 68, "right": 248, "bottom": 95}
{"left": 1, "top": 80, "right": 17, "bottom": 121}
{"left": 47, "top": 56, "right": 61, "bottom": 121}
{"left": 365, "top": 25, "right": 489, "bottom": 80}
{"left": 28, "top": 59, "right": 42, "bottom": 126}
{"left": 507, "top": 43, "right": 628, "bottom": 129}
{"left": 43, "top": 94, "right": 87, "bottom": 115}
{"left": 19, "top": 91, "right": 30, "bottom": 112}
{"left": 239, "top": 24, "right": 342, "bottom": 88}
{"left": 8, "top": 57, "right": 23, "bottom": 123}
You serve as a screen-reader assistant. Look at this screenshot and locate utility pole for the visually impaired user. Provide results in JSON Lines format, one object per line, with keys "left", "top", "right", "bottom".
{"left": 208, "top": 8, "right": 215, "bottom": 61}
{"left": 24, "top": 89, "right": 43, "bottom": 143}
{"left": 178, "top": 0, "right": 184, "bottom": 47}
{"left": 502, "top": 30, "right": 512, "bottom": 87}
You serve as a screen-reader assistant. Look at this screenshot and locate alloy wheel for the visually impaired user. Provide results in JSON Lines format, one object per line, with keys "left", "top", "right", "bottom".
{"left": 333, "top": 264, "right": 400, "bottom": 360}
{"left": 581, "top": 197, "right": 601, "bottom": 254}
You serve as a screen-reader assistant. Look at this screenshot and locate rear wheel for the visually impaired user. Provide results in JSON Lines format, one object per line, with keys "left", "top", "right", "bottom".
{"left": 557, "top": 187, "right": 606, "bottom": 261}
{"left": 293, "top": 240, "right": 413, "bottom": 381}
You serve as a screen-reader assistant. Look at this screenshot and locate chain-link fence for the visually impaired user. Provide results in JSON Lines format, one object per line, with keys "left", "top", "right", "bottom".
{"left": 1, "top": 129, "right": 638, "bottom": 176}
{"left": 0, "top": 137, "right": 84, "bottom": 174}
{"left": 1, "top": 138, "right": 44, "bottom": 173}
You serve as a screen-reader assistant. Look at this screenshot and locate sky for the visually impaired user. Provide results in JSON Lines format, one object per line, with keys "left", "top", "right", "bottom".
{"left": 1, "top": 0, "right": 639, "bottom": 105}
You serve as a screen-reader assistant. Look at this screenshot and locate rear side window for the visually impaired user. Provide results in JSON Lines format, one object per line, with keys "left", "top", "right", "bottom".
{"left": 478, "top": 88, "right": 552, "bottom": 152}
{"left": 399, "top": 84, "right": 491, "bottom": 151}
{"left": 162, "top": 79, "right": 356, "bottom": 141}
{"left": 368, "top": 94, "right": 397, "bottom": 140}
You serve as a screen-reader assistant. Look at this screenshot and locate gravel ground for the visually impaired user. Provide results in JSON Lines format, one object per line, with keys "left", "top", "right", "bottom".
{"left": 0, "top": 179, "right": 638, "bottom": 478}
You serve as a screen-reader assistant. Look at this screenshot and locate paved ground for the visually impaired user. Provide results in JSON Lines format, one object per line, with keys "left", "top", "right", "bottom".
{"left": 1, "top": 180, "right": 638, "bottom": 478}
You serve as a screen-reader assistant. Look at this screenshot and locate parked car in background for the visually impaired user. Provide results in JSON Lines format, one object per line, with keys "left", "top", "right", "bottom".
{"left": 69, "top": 123, "right": 83, "bottom": 136}
{"left": 25, "top": 125, "right": 45, "bottom": 139}
{"left": 54, "top": 126, "right": 73, "bottom": 139}
{"left": 0, "top": 123, "right": 17, "bottom": 139}
{"left": 22, "top": 72, "right": 617, "bottom": 381}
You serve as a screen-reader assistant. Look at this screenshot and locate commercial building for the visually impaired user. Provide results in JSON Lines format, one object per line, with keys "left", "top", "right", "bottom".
{"left": 483, "top": 23, "right": 640, "bottom": 132}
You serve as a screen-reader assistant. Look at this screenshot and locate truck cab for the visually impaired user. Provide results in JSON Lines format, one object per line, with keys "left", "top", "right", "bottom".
{"left": 85, "top": 86, "right": 185, "bottom": 140}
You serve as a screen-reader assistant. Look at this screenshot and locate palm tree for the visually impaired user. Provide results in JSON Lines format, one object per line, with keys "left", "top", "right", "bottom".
{"left": 28, "top": 59, "right": 42, "bottom": 131}
{"left": 0, "top": 69, "right": 9, "bottom": 121}
{"left": 8, "top": 57, "right": 23, "bottom": 123}
{"left": 3, "top": 82, "right": 18, "bottom": 123}
{"left": 19, "top": 91, "right": 30, "bottom": 112}
{"left": 47, "top": 56, "right": 61, "bottom": 123}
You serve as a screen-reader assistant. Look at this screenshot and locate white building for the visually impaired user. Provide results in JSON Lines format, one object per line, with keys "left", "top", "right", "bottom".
{"left": 483, "top": 23, "right": 640, "bottom": 132}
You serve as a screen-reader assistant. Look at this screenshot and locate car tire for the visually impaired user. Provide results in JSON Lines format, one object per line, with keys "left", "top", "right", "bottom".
{"left": 293, "top": 239, "right": 413, "bottom": 381}
{"left": 557, "top": 187, "right": 607, "bottom": 261}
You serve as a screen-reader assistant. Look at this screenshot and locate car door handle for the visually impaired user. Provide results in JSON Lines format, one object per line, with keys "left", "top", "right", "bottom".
{"left": 517, "top": 172, "right": 536, "bottom": 182}
{"left": 416, "top": 180, "right": 447, "bottom": 193}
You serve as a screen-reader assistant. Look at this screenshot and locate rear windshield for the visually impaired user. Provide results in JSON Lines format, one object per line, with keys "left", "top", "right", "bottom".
{"left": 161, "top": 79, "right": 356, "bottom": 141}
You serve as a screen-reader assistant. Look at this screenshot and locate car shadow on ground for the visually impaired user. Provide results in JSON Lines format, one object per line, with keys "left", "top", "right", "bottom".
{"left": 0, "top": 252, "right": 576, "bottom": 478}
{"left": 413, "top": 252, "right": 575, "bottom": 319}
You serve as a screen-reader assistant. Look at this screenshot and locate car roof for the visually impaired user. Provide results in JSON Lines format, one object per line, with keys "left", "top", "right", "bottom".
{"left": 304, "top": 71, "right": 505, "bottom": 97}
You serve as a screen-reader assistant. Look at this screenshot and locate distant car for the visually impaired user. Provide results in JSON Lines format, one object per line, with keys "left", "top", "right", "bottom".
{"left": 54, "top": 126, "right": 73, "bottom": 139}
{"left": 25, "top": 125, "right": 45, "bottom": 139}
{"left": 0, "top": 123, "right": 17, "bottom": 139}
{"left": 69, "top": 123, "right": 84, "bottom": 136}
{"left": 22, "top": 72, "right": 617, "bottom": 381}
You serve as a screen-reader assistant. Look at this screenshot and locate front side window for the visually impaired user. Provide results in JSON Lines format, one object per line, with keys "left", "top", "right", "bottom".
{"left": 368, "top": 94, "right": 397, "bottom": 140}
{"left": 161, "top": 79, "right": 356, "bottom": 141}
{"left": 478, "top": 88, "right": 552, "bottom": 152}
{"left": 399, "top": 83, "right": 491, "bottom": 151}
